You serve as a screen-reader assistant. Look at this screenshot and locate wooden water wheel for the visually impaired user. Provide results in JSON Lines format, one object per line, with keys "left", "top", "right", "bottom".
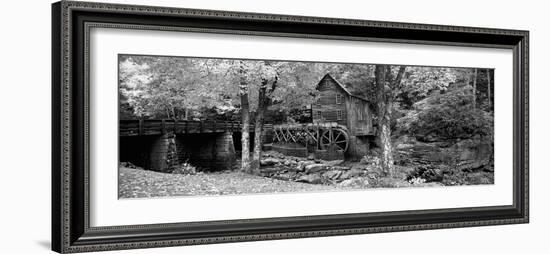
{"left": 320, "top": 127, "right": 349, "bottom": 152}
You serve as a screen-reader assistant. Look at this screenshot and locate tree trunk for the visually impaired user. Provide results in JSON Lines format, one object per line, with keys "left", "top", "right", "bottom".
{"left": 374, "top": 65, "right": 406, "bottom": 176}
{"left": 165, "top": 108, "right": 171, "bottom": 119}
{"left": 473, "top": 69, "right": 477, "bottom": 109}
{"left": 239, "top": 63, "right": 251, "bottom": 173}
{"left": 251, "top": 81, "right": 269, "bottom": 173}
{"left": 487, "top": 69, "right": 491, "bottom": 109}
{"left": 241, "top": 94, "right": 251, "bottom": 172}
{"left": 374, "top": 65, "right": 395, "bottom": 176}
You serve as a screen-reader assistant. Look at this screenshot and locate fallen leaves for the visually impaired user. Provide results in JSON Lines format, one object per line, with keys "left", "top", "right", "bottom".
{"left": 118, "top": 166, "right": 342, "bottom": 199}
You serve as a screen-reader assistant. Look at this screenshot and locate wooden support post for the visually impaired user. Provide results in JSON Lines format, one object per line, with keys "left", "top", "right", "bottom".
{"left": 138, "top": 119, "right": 143, "bottom": 136}
{"left": 329, "top": 126, "right": 333, "bottom": 149}
{"left": 161, "top": 119, "right": 166, "bottom": 134}
{"left": 199, "top": 121, "right": 203, "bottom": 133}
{"left": 316, "top": 126, "right": 320, "bottom": 150}
{"left": 185, "top": 121, "right": 188, "bottom": 133}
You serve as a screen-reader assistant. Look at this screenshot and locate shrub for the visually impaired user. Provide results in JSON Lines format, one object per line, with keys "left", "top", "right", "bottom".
{"left": 406, "top": 164, "right": 494, "bottom": 186}
{"left": 171, "top": 161, "right": 197, "bottom": 175}
{"left": 440, "top": 168, "right": 494, "bottom": 186}
{"left": 409, "top": 91, "right": 493, "bottom": 141}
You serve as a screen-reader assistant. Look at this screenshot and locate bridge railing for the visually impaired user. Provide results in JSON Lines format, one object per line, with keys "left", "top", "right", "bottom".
{"left": 120, "top": 119, "right": 273, "bottom": 136}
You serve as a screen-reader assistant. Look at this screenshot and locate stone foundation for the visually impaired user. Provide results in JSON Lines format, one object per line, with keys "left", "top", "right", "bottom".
{"left": 272, "top": 142, "right": 308, "bottom": 157}
{"left": 314, "top": 148, "right": 344, "bottom": 161}
{"left": 149, "top": 132, "right": 179, "bottom": 172}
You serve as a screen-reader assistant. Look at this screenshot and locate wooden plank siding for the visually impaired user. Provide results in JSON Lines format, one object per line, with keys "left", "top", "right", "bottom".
{"left": 312, "top": 74, "right": 374, "bottom": 136}
{"left": 346, "top": 96, "right": 373, "bottom": 136}
{"left": 312, "top": 75, "right": 347, "bottom": 125}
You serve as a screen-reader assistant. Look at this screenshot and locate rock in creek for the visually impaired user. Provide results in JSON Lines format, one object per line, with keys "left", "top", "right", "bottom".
{"left": 338, "top": 177, "right": 369, "bottom": 188}
{"left": 304, "top": 164, "right": 328, "bottom": 174}
{"left": 340, "top": 167, "right": 365, "bottom": 180}
{"left": 296, "top": 174, "right": 323, "bottom": 184}
{"left": 322, "top": 170, "right": 343, "bottom": 181}
{"left": 323, "top": 160, "right": 344, "bottom": 167}
{"left": 331, "top": 166, "right": 351, "bottom": 171}
{"left": 296, "top": 160, "right": 316, "bottom": 172}
{"left": 260, "top": 158, "right": 280, "bottom": 166}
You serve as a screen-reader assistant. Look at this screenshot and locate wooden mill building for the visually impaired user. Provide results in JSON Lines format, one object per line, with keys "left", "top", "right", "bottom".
{"left": 312, "top": 73, "right": 375, "bottom": 157}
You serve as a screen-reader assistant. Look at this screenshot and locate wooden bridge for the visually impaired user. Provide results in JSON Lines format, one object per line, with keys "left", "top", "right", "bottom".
{"left": 119, "top": 119, "right": 273, "bottom": 173}
{"left": 120, "top": 119, "right": 273, "bottom": 136}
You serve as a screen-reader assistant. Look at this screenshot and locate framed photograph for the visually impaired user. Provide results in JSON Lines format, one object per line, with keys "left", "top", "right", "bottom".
{"left": 52, "top": 1, "right": 529, "bottom": 253}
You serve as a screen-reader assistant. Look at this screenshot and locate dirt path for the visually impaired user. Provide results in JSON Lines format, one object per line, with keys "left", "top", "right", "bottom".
{"left": 119, "top": 167, "right": 345, "bottom": 198}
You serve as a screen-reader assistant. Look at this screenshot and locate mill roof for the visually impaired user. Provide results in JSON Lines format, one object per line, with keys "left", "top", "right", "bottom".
{"left": 317, "top": 73, "right": 370, "bottom": 102}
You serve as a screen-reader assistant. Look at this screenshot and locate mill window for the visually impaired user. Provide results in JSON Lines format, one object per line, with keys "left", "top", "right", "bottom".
{"left": 337, "top": 110, "right": 344, "bottom": 120}
{"left": 336, "top": 94, "right": 343, "bottom": 104}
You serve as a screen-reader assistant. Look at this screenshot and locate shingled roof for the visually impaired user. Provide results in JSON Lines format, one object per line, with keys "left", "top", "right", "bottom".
{"left": 318, "top": 73, "right": 371, "bottom": 102}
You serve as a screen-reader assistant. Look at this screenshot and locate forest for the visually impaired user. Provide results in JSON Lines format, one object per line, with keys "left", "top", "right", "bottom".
{"left": 118, "top": 55, "right": 494, "bottom": 197}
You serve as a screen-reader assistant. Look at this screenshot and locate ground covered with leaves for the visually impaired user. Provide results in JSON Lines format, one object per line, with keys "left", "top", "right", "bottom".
{"left": 118, "top": 149, "right": 453, "bottom": 199}
{"left": 119, "top": 166, "right": 346, "bottom": 198}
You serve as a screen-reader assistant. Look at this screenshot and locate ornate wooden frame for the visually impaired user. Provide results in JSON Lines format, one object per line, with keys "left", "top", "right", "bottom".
{"left": 52, "top": 1, "right": 529, "bottom": 253}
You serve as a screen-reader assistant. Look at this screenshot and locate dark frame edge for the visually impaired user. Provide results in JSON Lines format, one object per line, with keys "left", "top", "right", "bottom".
{"left": 53, "top": 1, "right": 530, "bottom": 253}
{"left": 52, "top": 1, "right": 62, "bottom": 253}
{"left": 519, "top": 31, "right": 530, "bottom": 224}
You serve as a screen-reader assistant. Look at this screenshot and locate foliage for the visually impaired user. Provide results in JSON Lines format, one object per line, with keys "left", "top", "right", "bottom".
{"left": 119, "top": 56, "right": 213, "bottom": 119}
{"left": 119, "top": 56, "right": 490, "bottom": 123}
{"left": 409, "top": 88, "right": 493, "bottom": 141}
{"left": 405, "top": 164, "right": 493, "bottom": 186}
{"left": 396, "top": 67, "right": 457, "bottom": 108}
{"left": 406, "top": 163, "right": 494, "bottom": 186}
{"left": 171, "top": 161, "right": 197, "bottom": 175}
{"left": 119, "top": 56, "right": 329, "bottom": 119}
{"left": 441, "top": 169, "right": 494, "bottom": 186}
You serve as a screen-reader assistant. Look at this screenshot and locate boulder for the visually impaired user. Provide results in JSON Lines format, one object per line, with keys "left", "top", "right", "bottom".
{"left": 296, "top": 160, "right": 315, "bottom": 172}
{"left": 331, "top": 166, "right": 351, "bottom": 171}
{"left": 351, "top": 164, "right": 366, "bottom": 171}
{"left": 260, "top": 158, "right": 280, "bottom": 166}
{"left": 394, "top": 135, "right": 492, "bottom": 172}
{"left": 260, "top": 167, "right": 284, "bottom": 175}
{"left": 341, "top": 167, "right": 365, "bottom": 180}
{"left": 272, "top": 173, "right": 295, "bottom": 181}
{"left": 322, "top": 170, "right": 343, "bottom": 181}
{"left": 304, "top": 163, "right": 327, "bottom": 174}
{"left": 296, "top": 174, "right": 323, "bottom": 184}
{"left": 339, "top": 177, "right": 368, "bottom": 188}
{"left": 323, "top": 160, "right": 344, "bottom": 167}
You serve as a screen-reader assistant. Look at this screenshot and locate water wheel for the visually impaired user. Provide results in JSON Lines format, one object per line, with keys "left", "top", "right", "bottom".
{"left": 320, "top": 127, "right": 349, "bottom": 152}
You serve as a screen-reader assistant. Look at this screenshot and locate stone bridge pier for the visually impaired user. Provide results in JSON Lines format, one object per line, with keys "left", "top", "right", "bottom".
{"left": 119, "top": 131, "right": 236, "bottom": 172}
{"left": 175, "top": 132, "right": 236, "bottom": 171}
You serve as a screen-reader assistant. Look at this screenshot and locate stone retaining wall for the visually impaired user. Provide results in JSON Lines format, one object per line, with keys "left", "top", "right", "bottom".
{"left": 272, "top": 143, "right": 308, "bottom": 157}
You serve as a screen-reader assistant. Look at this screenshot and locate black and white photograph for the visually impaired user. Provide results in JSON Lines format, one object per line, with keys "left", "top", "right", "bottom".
{"left": 118, "top": 55, "right": 495, "bottom": 198}
{"left": 1, "top": 0, "right": 545, "bottom": 252}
